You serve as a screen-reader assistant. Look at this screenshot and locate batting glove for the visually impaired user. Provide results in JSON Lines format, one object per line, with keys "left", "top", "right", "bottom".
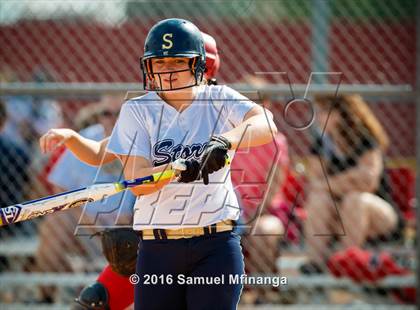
{"left": 201, "top": 136, "right": 231, "bottom": 185}
{"left": 177, "top": 158, "right": 202, "bottom": 183}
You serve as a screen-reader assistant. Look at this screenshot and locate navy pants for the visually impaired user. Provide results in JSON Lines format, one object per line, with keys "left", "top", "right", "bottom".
{"left": 135, "top": 231, "right": 244, "bottom": 310}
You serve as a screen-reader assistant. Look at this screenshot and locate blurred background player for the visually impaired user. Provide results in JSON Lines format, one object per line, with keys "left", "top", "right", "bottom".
{"left": 300, "top": 94, "right": 405, "bottom": 274}
{"left": 230, "top": 75, "right": 290, "bottom": 304}
{"left": 35, "top": 97, "right": 135, "bottom": 304}
{"left": 0, "top": 99, "right": 31, "bottom": 220}
{"left": 0, "top": 99, "right": 31, "bottom": 273}
{"left": 1, "top": 66, "right": 63, "bottom": 153}
{"left": 201, "top": 32, "right": 220, "bottom": 86}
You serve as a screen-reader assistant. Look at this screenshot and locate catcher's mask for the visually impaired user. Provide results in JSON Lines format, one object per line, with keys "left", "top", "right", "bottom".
{"left": 140, "top": 18, "right": 206, "bottom": 91}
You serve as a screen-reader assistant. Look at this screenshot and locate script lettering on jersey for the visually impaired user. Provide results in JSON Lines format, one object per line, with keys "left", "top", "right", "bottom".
{"left": 152, "top": 139, "right": 208, "bottom": 166}
{"left": 162, "top": 33, "right": 173, "bottom": 49}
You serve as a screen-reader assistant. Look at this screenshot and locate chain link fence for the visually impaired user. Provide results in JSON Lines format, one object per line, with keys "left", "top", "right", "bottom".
{"left": 0, "top": 0, "right": 417, "bottom": 308}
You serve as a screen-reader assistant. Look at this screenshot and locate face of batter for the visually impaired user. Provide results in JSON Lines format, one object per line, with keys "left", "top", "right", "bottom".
{"left": 151, "top": 57, "right": 195, "bottom": 91}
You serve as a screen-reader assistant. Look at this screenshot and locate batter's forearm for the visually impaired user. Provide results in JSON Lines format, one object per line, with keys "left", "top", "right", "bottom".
{"left": 130, "top": 178, "right": 172, "bottom": 196}
{"left": 221, "top": 114, "right": 277, "bottom": 150}
{"left": 124, "top": 161, "right": 175, "bottom": 196}
{"left": 65, "top": 135, "right": 113, "bottom": 166}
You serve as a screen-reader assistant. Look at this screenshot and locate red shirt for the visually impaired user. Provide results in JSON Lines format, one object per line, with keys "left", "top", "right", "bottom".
{"left": 231, "top": 133, "right": 289, "bottom": 220}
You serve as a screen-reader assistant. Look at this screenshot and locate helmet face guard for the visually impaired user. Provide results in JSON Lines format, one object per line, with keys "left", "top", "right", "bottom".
{"left": 140, "top": 55, "right": 205, "bottom": 91}
{"left": 140, "top": 19, "right": 206, "bottom": 92}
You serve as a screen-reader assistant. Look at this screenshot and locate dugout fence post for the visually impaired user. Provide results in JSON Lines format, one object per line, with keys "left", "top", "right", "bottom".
{"left": 310, "top": 0, "right": 331, "bottom": 84}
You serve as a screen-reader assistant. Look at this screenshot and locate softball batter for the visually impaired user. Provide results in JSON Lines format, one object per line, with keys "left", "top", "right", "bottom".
{"left": 42, "top": 18, "right": 277, "bottom": 310}
{"left": 105, "top": 18, "right": 277, "bottom": 310}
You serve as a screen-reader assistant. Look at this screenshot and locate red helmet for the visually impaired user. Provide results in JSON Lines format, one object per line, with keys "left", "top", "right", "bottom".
{"left": 202, "top": 32, "right": 220, "bottom": 80}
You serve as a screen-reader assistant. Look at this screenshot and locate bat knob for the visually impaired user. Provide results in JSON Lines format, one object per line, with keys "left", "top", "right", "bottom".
{"left": 224, "top": 155, "right": 231, "bottom": 166}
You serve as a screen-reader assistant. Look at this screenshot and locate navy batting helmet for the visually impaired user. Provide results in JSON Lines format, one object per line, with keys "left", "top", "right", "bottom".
{"left": 140, "top": 18, "right": 206, "bottom": 91}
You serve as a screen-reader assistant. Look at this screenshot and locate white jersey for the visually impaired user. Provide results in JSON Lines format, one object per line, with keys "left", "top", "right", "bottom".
{"left": 107, "top": 85, "right": 256, "bottom": 230}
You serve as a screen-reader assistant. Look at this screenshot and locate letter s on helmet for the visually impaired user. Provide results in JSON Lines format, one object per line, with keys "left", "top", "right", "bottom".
{"left": 140, "top": 18, "right": 206, "bottom": 91}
